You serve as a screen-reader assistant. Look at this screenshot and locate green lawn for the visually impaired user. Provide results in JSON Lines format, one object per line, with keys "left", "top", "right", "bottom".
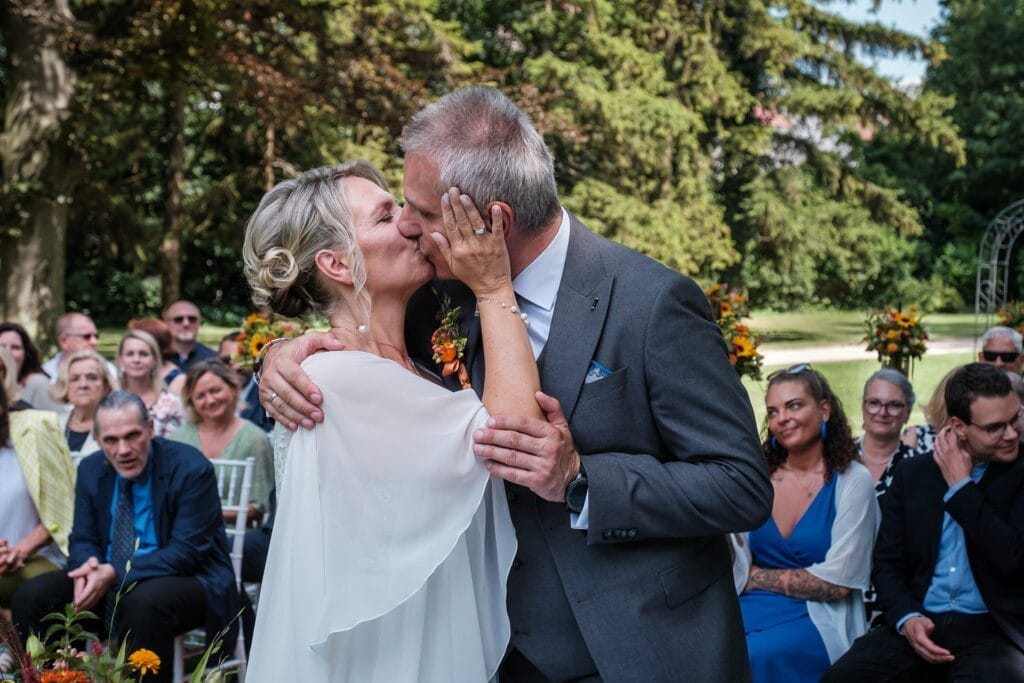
{"left": 97, "top": 324, "right": 239, "bottom": 360}
{"left": 742, "top": 352, "right": 977, "bottom": 436}
{"left": 749, "top": 310, "right": 979, "bottom": 348}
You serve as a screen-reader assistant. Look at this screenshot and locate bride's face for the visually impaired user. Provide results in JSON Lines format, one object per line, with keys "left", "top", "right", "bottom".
{"left": 344, "top": 176, "right": 434, "bottom": 294}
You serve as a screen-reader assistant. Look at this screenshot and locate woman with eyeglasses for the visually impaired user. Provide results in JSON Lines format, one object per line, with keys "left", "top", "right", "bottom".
{"left": 857, "top": 369, "right": 915, "bottom": 494}
{"left": 733, "top": 364, "right": 879, "bottom": 683}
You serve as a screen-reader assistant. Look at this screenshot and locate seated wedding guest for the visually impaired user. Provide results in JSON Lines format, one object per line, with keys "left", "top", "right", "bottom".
{"left": 40, "top": 312, "right": 114, "bottom": 383}
{"left": 0, "top": 323, "right": 60, "bottom": 411}
{"left": 0, "top": 349, "right": 26, "bottom": 410}
{"left": 0, "top": 380, "right": 75, "bottom": 620}
{"left": 219, "top": 332, "right": 270, "bottom": 431}
{"left": 859, "top": 369, "right": 915, "bottom": 494}
{"left": 734, "top": 364, "right": 879, "bottom": 682}
{"left": 170, "top": 360, "right": 273, "bottom": 519}
{"left": 11, "top": 391, "right": 239, "bottom": 683}
{"left": 824, "top": 363, "right": 1024, "bottom": 682}
{"left": 163, "top": 301, "right": 218, "bottom": 371}
{"left": 901, "top": 367, "right": 957, "bottom": 459}
{"left": 52, "top": 350, "right": 117, "bottom": 460}
{"left": 978, "top": 325, "right": 1024, "bottom": 373}
{"left": 116, "top": 330, "right": 184, "bottom": 437}
{"left": 128, "top": 318, "right": 186, "bottom": 395}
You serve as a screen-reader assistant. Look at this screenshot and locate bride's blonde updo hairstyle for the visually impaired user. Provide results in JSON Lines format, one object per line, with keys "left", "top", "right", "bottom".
{"left": 243, "top": 160, "right": 387, "bottom": 320}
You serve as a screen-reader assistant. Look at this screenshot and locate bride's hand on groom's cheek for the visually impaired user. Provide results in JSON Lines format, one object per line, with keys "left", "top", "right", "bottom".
{"left": 473, "top": 391, "right": 582, "bottom": 502}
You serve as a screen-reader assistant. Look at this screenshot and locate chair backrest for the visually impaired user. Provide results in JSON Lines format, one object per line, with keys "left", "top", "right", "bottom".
{"left": 210, "top": 457, "right": 254, "bottom": 588}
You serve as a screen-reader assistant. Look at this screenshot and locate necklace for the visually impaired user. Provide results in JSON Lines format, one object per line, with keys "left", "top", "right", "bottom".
{"left": 773, "top": 465, "right": 826, "bottom": 499}
{"left": 331, "top": 325, "right": 419, "bottom": 376}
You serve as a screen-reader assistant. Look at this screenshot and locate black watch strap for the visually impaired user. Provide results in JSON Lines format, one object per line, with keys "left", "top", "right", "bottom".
{"left": 565, "top": 462, "right": 588, "bottom": 514}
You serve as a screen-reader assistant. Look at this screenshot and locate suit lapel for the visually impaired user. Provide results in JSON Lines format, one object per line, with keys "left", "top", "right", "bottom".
{"left": 97, "top": 465, "right": 115, "bottom": 552}
{"left": 538, "top": 217, "right": 613, "bottom": 422}
{"left": 149, "top": 444, "right": 171, "bottom": 544}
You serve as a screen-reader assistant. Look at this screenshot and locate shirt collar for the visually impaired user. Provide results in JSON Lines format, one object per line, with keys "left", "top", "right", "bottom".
{"left": 512, "top": 207, "right": 570, "bottom": 311}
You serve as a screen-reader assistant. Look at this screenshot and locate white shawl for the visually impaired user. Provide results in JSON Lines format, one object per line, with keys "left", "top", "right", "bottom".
{"left": 732, "top": 461, "right": 880, "bottom": 662}
{"left": 249, "top": 351, "right": 517, "bottom": 682}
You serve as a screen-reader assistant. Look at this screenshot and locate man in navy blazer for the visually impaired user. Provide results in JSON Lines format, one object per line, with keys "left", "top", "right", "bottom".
{"left": 259, "top": 87, "right": 771, "bottom": 681}
{"left": 12, "top": 391, "right": 238, "bottom": 683}
{"left": 824, "top": 363, "right": 1024, "bottom": 681}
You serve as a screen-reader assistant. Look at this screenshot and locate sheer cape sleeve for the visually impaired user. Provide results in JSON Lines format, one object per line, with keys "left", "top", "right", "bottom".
{"left": 249, "top": 351, "right": 516, "bottom": 682}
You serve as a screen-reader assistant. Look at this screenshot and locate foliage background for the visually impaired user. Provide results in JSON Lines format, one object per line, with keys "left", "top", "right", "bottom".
{"left": 2, "top": 0, "right": 1022, "bottom": 347}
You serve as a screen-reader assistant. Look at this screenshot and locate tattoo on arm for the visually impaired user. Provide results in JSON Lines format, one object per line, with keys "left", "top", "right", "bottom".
{"left": 748, "top": 567, "right": 851, "bottom": 601}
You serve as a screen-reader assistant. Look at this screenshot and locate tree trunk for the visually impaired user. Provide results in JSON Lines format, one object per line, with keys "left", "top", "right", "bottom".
{"left": 159, "top": 87, "right": 187, "bottom": 309}
{"left": 0, "top": 0, "right": 76, "bottom": 353}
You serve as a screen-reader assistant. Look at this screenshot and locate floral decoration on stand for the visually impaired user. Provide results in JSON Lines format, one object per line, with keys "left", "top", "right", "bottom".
{"left": 233, "top": 312, "right": 306, "bottom": 371}
{"left": 996, "top": 301, "right": 1024, "bottom": 334}
{"left": 863, "top": 305, "right": 928, "bottom": 376}
{"left": 705, "top": 284, "right": 764, "bottom": 380}
{"left": 431, "top": 291, "right": 471, "bottom": 390}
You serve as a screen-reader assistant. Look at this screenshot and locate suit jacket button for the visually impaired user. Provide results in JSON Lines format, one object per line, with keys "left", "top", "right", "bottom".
{"left": 512, "top": 558, "right": 523, "bottom": 570}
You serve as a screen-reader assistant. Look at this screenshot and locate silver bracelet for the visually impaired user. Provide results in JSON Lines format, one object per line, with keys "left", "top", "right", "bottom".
{"left": 253, "top": 337, "right": 289, "bottom": 384}
{"left": 476, "top": 298, "right": 530, "bottom": 327}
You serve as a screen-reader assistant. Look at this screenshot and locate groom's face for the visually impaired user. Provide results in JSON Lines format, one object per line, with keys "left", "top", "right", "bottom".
{"left": 400, "top": 154, "right": 456, "bottom": 280}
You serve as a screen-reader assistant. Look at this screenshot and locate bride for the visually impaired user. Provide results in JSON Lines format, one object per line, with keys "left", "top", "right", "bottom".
{"left": 242, "top": 160, "right": 541, "bottom": 681}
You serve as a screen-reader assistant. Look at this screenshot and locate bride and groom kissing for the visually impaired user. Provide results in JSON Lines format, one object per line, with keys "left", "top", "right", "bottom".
{"left": 245, "top": 86, "right": 772, "bottom": 682}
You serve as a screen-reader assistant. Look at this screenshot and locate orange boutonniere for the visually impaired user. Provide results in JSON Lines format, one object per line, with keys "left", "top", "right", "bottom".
{"left": 431, "top": 291, "right": 471, "bottom": 390}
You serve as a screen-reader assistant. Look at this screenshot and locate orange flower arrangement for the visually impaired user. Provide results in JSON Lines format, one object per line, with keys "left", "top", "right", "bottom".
{"left": 234, "top": 311, "right": 306, "bottom": 370}
{"left": 704, "top": 284, "right": 764, "bottom": 380}
{"left": 997, "top": 301, "right": 1024, "bottom": 333}
{"left": 864, "top": 305, "right": 928, "bottom": 374}
{"left": 431, "top": 292, "right": 471, "bottom": 389}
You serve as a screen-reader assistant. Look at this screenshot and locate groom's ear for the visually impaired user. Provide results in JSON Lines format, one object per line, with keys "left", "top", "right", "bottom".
{"left": 314, "top": 248, "right": 353, "bottom": 286}
{"left": 484, "top": 201, "right": 515, "bottom": 235}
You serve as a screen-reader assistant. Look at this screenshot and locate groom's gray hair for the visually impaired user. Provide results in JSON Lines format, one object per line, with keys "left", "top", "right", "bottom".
{"left": 401, "top": 86, "right": 561, "bottom": 236}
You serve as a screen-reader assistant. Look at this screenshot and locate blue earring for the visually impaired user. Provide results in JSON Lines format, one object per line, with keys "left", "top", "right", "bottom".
{"left": 820, "top": 421, "right": 828, "bottom": 440}
{"left": 770, "top": 436, "right": 780, "bottom": 451}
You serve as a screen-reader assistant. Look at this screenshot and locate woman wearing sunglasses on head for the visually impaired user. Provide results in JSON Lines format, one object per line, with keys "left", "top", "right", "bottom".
{"left": 732, "top": 364, "right": 880, "bottom": 683}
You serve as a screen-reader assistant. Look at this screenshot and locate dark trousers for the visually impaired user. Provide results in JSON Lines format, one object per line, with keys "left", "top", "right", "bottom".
{"left": 499, "top": 649, "right": 602, "bottom": 683}
{"left": 823, "top": 613, "right": 1024, "bottom": 682}
{"left": 240, "top": 526, "right": 271, "bottom": 652}
{"left": 11, "top": 570, "right": 206, "bottom": 683}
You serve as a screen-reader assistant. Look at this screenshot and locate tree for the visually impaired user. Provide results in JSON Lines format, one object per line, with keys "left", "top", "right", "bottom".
{"left": 0, "top": 0, "right": 76, "bottom": 349}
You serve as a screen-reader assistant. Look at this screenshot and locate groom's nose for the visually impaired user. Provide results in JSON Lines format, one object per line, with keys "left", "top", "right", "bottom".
{"left": 397, "top": 206, "right": 421, "bottom": 238}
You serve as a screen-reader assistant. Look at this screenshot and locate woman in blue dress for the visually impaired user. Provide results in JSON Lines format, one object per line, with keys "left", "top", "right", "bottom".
{"left": 733, "top": 364, "right": 879, "bottom": 683}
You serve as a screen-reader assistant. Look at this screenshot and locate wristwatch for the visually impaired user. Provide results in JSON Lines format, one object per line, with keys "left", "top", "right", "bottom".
{"left": 565, "top": 462, "right": 588, "bottom": 514}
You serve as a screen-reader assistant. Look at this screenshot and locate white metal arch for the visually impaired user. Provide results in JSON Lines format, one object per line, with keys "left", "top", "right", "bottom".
{"left": 975, "top": 199, "right": 1024, "bottom": 344}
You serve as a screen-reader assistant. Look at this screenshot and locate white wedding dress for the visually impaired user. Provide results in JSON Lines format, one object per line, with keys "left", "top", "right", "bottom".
{"left": 247, "top": 351, "right": 517, "bottom": 682}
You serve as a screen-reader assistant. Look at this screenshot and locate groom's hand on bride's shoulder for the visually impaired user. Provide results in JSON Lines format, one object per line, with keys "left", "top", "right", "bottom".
{"left": 474, "top": 391, "right": 582, "bottom": 502}
{"left": 259, "top": 331, "right": 344, "bottom": 430}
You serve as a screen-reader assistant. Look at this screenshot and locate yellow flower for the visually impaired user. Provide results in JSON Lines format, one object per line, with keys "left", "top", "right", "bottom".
{"left": 248, "top": 333, "right": 268, "bottom": 358}
{"left": 732, "top": 335, "right": 756, "bottom": 358}
{"left": 720, "top": 301, "right": 732, "bottom": 317}
{"left": 129, "top": 648, "right": 161, "bottom": 677}
{"left": 886, "top": 329, "right": 898, "bottom": 340}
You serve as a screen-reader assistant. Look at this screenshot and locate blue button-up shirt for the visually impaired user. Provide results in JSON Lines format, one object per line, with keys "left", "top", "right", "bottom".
{"left": 898, "top": 462, "right": 989, "bottom": 632}
{"left": 106, "top": 452, "right": 159, "bottom": 566}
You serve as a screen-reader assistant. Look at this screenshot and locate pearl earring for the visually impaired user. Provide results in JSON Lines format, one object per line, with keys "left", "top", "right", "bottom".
{"left": 357, "top": 323, "right": 368, "bottom": 335}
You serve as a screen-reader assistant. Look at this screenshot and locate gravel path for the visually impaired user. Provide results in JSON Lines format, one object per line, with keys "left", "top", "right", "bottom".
{"left": 760, "top": 337, "right": 976, "bottom": 366}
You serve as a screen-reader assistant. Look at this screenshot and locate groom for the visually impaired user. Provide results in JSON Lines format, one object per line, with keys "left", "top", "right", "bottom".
{"left": 260, "top": 86, "right": 772, "bottom": 681}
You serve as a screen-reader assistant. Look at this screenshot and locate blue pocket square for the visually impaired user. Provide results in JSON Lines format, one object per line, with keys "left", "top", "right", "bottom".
{"left": 585, "top": 360, "right": 614, "bottom": 384}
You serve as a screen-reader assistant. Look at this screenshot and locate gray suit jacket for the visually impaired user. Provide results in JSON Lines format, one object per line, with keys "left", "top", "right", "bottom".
{"left": 407, "top": 215, "right": 772, "bottom": 681}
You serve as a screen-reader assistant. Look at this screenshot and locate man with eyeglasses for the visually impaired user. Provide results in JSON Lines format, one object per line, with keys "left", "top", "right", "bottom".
{"left": 162, "top": 300, "right": 218, "bottom": 371}
{"left": 978, "top": 325, "right": 1024, "bottom": 373}
{"left": 41, "top": 312, "right": 114, "bottom": 384}
{"left": 824, "top": 363, "right": 1024, "bottom": 681}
